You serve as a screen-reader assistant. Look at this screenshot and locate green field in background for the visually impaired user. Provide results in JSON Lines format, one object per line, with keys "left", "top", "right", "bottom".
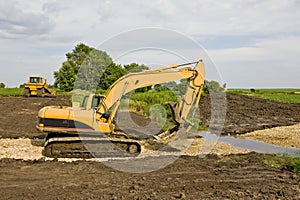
{"left": 227, "top": 88, "right": 300, "bottom": 104}
{"left": 0, "top": 88, "right": 71, "bottom": 97}
{"left": 1, "top": 87, "right": 300, "bottom": 105}
{"left": 0, "top": 88, "right": 23, "bottom": 96}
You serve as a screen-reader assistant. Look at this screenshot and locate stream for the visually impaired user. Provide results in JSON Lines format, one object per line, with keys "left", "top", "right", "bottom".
{"left": 198, "top": 131, "right": 300, "bottom": 157}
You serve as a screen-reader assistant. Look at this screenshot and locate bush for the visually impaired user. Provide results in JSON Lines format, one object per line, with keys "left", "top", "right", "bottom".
{"left": 290, "top": 158, "right": 300, "bottom": 175}
{"left": 0, "top": 82, "right": 5, "bottom": 88}
{"left": 203, "top": 80, "right": 225, "bottom": 94}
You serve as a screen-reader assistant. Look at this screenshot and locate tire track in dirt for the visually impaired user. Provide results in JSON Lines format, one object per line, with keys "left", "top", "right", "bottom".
{"left": 2, "top": 153, "right": 299, "bottom": 199}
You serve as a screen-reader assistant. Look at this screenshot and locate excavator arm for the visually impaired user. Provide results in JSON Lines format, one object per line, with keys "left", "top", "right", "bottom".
{"left": 96, "top": 60, "right": 205, "bottom": 127}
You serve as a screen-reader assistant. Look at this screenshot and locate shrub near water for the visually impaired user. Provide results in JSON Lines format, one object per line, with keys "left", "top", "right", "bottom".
{"left": 290, "top": 158, "right": 300, "bottom": 175}
{"left": 130, "top": 90, "right": 179, "bottom": 115}
{"left": 263, "top": 154, "right": 300, "bottom": 176}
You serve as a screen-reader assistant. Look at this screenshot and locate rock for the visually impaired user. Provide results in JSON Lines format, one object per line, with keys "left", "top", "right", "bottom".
{"left": 174, "top": 192, "right": 186, "bottom": 199}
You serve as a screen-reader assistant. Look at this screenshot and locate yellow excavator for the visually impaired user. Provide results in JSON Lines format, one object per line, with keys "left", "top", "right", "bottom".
{"left": 23, "top": 76, "right": 56, "bottom": 97}
{"left": 36, "top": 60, "right": 205, "bottom": 158}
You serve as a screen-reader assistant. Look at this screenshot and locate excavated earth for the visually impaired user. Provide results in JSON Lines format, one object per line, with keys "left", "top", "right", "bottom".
{"left": 0, "top": 95, "right": 71, "bottom": 139}
{"left": 0, "top": 94, "right": 299, "bottom": 199}
{"left": 200, "top": 93, "right": 300, "bottom": 135}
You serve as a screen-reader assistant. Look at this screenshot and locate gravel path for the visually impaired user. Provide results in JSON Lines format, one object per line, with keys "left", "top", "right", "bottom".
{"left": 240, "top": 123, "right": 300, "bottom": 148}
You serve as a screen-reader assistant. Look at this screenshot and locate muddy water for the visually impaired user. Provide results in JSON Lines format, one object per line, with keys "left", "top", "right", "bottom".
{"left": 198, "top": 131, "right": 300, "bottom": 157}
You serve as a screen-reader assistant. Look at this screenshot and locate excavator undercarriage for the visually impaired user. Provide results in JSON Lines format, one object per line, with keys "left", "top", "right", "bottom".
{"left": 43, "top": 132, "right": 142, "bottom": 158}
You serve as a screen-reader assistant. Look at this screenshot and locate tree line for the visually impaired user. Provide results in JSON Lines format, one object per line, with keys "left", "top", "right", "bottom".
{"left": 54, "top": 43, "right": 149, "bottom": 92}
{"left": 52, "top": 43, "right": 226, "bottom": 94}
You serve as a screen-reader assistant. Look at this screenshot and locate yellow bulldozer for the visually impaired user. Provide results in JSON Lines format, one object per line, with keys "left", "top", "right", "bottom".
{"left": 23, "top": 76, "right": 56, "bottom": 97}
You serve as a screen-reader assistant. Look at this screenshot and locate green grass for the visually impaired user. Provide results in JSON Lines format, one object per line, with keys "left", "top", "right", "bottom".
{"left": 227, "top": 88, "right": 300, "bottom": 104}
{"left": 0, "top": 88, "right": 23, "bottom": 96}
{"left": 119, "top": 89, "right": 207, "bottom": 131}
{"left": 0, "top": 88, "right": 73, "bottom": 97}
{"left": 263, "top": 154, "right": 300, "bottom": 176}
{"left": 119, "top": 90, "right": 180, "bottom": 130}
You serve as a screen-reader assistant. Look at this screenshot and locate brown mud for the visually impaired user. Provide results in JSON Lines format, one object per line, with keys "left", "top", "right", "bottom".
{"left": 0, "top": 95, "right": 70, "bottom": 139}
{"left": 0, "top": 153, "right": 299, "bottom": 199}
{"left": 200, "top": 93, "right": 300, "bottom": 135}
{"left": 0, "top": 94, "right": 300, "bottom": 199}
{"left": 1, "top": 93, "right": 300, "bottom": 139}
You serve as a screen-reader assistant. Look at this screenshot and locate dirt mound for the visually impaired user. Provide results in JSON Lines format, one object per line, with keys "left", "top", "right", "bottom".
{"left": 0, "top": 153, "right": 299, "bottom": 199}
{"left": 240, "top": 123, "right": 300, "bottom": 148}
{"left": 200, "top": 93, "right": 300, "bottom": 135}
{"left": 0, "top": 95, "right": 70, "bottom": 139}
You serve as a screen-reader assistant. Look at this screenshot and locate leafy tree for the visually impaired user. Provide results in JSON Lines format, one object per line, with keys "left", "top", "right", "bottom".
{"left": 54, "top": 43, "right": 93, "bottom": 91}
{"left": 75, "top": 49, "right": 113, "bottom": 91}
{"left": 154, "top": 84, "right": 169, "bottom": 92}
{"left": 203, "top": 80, "right": 226, "bottom": 94}
{"left": 173, "top": 79, "right": 225, "bottom": 95}
{"left": 54, "top": 60, "right": 77, "bottom": 91}
{"left": 123, "top": 63, "right": 149, "bottom": 73}
{"left": 173, "top": 79, "right": 188, "bottom": 95}
{"left": 98, "top": 63, "right": 124, "bottom": 90}
{"left": 54, "top": 43, "right": 113, "bottom": 92}
{"left": 154, "top": 81, "right": 177, "bottom": 92}
{"left": 0, "top": 82, "right": 5, "bottom": 88}
{"left": 164, "top": 81, "right": 177, "bottom": 90}
{"left": 66, "top": 43, "right": 94, "bottom": 70}
{"left": 54, "top": 44, "right": 173, "bottom": 93}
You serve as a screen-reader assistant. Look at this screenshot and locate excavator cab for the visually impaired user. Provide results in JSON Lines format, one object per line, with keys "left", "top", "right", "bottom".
{"left": 79, "top": 94, "right": 106, "bottom": 110}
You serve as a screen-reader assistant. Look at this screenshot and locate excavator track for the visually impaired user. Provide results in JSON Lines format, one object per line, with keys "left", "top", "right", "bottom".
{"left": 43, "top": 133, "right": 141, "bottom": 158}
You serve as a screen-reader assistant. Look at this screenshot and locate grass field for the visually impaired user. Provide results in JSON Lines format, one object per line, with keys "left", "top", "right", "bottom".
{"left": 227, "top": 89, "right": 300, "bottom": 104}
{"left": 0, "top": 88, "right": 23, "bottom": 96}
{"left": 0, "top": 88, "right": 71, "bottom": 97}
{"left": 1, "top": 87, "right": 300, "bottom": 105}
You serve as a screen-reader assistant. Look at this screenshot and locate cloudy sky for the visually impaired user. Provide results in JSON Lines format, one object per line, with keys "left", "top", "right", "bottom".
{"left": 0, "top": 0, "right": 299, "bottom": 88}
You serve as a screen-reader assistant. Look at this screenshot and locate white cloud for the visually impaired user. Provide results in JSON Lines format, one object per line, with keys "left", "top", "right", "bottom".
{"left": 208, "top": 35, "right": 300, "bottom": 88}
{"left": 210, "top": 35, "right": 300, "bottom": 63}
{"left": 0, "top": 0, "right": 299, "bottom": 88}
{"left": 0, "top": 1, "right": 55, "bottom": 39}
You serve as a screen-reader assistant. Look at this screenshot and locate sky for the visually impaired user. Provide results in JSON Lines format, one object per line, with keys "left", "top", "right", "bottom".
{"left": 0, "top": 0, "right": 299, "bottom": 88}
